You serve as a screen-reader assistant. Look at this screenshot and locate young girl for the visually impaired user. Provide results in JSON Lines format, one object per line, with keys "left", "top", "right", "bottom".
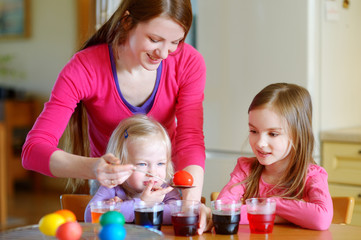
{"left": 84, "top": 115, "right": 180, "bottom": 223}
{"left": 217, "top": 83, "right": 333, "bottom": 230}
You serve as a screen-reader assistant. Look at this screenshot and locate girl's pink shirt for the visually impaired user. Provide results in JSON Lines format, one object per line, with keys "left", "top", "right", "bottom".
{"left": 22, "top": 43, "right": 206, "bottom": 176}
{"left": 217, "top": 157, "right": 333, "bottom": 230}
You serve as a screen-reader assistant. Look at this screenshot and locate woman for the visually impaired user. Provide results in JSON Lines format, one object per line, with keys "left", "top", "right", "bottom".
{"left": 22, "top": 0, "right": 205, "bottom": 208}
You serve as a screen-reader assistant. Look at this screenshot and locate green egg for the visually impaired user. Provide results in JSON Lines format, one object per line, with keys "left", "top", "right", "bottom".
{"left": 99, "top": 211, "right": 125, "bottom": 226}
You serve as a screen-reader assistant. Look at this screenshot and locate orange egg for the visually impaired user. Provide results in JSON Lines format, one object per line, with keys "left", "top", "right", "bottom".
{"left": 55, "top": 209, "right": 77, "bottom": 222}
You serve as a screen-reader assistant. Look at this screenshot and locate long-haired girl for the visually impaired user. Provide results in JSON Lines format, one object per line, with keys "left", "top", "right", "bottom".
{"left": 217, "top": 83, "right": 333, "bottom": 230}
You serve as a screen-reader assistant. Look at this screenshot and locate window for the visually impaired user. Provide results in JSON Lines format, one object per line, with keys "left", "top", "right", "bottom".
{"left": 95, "top": 0, "right": 121, "bottom": 30}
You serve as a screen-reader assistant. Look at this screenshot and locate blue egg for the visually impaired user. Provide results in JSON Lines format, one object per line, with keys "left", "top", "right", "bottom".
{"left": 98, "top": 224, "right": 126, "bottom": 240}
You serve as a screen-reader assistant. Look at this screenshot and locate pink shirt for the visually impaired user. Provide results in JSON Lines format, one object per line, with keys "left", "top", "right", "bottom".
{"left": 22, "top": 43, "right": 206, "bottom": 176}
{"left": 217, "top": 157, "right": 333, "bottom": 230}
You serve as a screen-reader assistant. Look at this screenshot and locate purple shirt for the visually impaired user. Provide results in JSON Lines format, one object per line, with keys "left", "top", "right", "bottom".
{"left": 109, "top": 45, "right": 162, "bottom": 114}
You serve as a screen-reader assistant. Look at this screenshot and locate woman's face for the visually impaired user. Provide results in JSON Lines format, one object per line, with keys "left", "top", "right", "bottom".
{"left": 248, "top": 107, "right": 292, "bottom": 168}
{"left": 125, "top": 133, "right": 168, "bottom": 193}
{"left": 126, "top": 15, "right": 185, "bottom": 71}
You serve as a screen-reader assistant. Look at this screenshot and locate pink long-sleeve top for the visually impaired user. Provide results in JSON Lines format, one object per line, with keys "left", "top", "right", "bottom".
{"left": 22, "top": 43, "right": 206, "bottom": 176}
{"left": 217, "top": 157, "right": 333, "bottom": 230}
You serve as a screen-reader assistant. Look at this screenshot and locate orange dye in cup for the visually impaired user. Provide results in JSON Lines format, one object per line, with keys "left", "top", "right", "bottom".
{"left": 91, "top": 210, "right": 104, "bottom": 223}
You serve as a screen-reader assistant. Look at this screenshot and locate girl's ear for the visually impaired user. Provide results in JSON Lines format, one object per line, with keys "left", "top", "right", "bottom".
{"left": 121, "top": 10, "right": 132, "bottom": 31}
{"left": 123, "top": 10, "right": 130, "bottom": 18}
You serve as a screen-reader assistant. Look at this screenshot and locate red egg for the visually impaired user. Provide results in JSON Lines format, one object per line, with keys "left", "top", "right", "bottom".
{"left": 173, "top": 170, "right": 193, "bottom": 186}
{"left": 56, "top": 221, "right": 82, "bottom": 240}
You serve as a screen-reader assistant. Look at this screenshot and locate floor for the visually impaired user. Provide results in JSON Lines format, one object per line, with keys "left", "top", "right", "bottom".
{"left": 1, "top": 174, "right": 91, "bottom": 232}
{"left": 1, "top": 189, "right": 61, "bottom": 232}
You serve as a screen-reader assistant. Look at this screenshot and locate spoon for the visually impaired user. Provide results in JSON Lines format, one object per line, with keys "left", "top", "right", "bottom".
{"left": 169, "top": 185, "right": 196, "bottom": 189}
{"left": 132, "top": 167, "right": 196, "bottom": 189}
{"left": 132, "top": 167, "right": 168, "bottom": 184}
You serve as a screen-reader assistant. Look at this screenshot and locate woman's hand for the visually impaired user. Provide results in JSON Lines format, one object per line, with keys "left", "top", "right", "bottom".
{"left": 198, "top": 203, "right": 213, "bottom": 235}
{"left": 140, "top": 180, "right": 173, "bottom": 202}
{"left": 94, "top": 153, "right": 134, "bottom": 188}
{"left": 180, "top": 165, "right": 204, "bottom": 201}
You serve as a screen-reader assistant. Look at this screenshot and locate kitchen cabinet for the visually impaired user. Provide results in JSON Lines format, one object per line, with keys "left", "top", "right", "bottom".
{"left": 321, "top": 127, "right": 361, "bottom": 226}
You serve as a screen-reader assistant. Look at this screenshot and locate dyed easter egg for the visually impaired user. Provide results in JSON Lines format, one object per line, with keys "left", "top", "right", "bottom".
{"left": 38, "top": 213, "right": 66, "bottom": 236}
{"left": 173, "top": 170, "right": 194, "bottom": 186}
{"left": 98, "top": 224, "right": 126, "bottom": 240}
{"left": 55, "top": 221, "right": 83, "bottom": 240}
{"left": 55, "top": 209, "right": 77, "bottom": 222}
{"left": 99, "top": 211, "right": 125, "bottom": 226}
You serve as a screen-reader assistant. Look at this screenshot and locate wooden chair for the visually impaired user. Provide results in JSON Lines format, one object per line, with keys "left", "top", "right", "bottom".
{"left": 332, "top": 196, "right": 355, "bottom": 224}
{"left": 210, "top": 192, "right": 220, "bottom": 201}
{"left": 60, "top": 194, "right": 92, "bottom": 222}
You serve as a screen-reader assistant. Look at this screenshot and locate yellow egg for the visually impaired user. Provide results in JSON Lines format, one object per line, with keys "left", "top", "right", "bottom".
{"left": 39, "top": 213, "right": 66, "bottom": 236}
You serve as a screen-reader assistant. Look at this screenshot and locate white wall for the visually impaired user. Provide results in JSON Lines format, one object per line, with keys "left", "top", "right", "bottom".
{"left": 198, "top": 0, "right": 361, "bottom": 198}
{"left": 0, "top": 0, "right": 77, "bottom": 98}
{"left": 198, "top": 0, "right": 361, "bottom": 152}
{"left": 198, "top": 0, "right": 313, "bottom": 154}
{"left": 320, "top": 0, "right": 361, "bottom": 130}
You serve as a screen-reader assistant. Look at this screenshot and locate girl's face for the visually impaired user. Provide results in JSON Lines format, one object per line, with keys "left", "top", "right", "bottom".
{"left": 126, "top": 15, "right": 185, "bottom": 71}
{"left": 125, "top": 133, "right": 168, "bottom": 193}
{"left": 248, "top": 107, "right": 292, "bottom": 168}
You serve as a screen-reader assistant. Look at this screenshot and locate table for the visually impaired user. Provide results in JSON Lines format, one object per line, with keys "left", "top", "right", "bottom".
{"left": 0, "top": 223, "right": 163, "bottom": 239}
{"left": 1, "top": 223, "right": 361, "bottom": 240}
{"left": 161, "top": 224, "right": 361, "bottom": 240}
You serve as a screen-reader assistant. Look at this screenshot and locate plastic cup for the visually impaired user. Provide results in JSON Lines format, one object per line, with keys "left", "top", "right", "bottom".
{"left": 90, "top": 200, "right": 121, "bottom": 223}
{"left": 134, "top": 201, "right": 164, "bottom": 230}
{"left": 168, "top": 200, "right": 200, "bottom": 236}
{"left": 211, "top": 199, "right": 242, "bottom": 235}
{"left": 246, "top": 198, "right": 276, "bottom": 234}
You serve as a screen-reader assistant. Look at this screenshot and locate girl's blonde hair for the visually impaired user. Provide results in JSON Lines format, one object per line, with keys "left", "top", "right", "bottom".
{"left": 242, "top": 83, "right": 315, "bottom": 201}
{"left": 107, "top": 114, "right": 173, "bottom": 196}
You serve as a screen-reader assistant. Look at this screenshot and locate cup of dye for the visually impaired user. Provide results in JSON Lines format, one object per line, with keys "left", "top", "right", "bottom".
{"left": 246, "top": 198, "right": 276, "bottom": 234}
{"left": 211, "top": 199, "right": 242, "bottom": 235}
{"left": 90, "top": 200, "right": 121, "bottom": 223}
{"left": 168, "top": 200, "right": 200, "bottom": 236}
{"left": 134, "top": 201, "right": 164, "bottom": 230}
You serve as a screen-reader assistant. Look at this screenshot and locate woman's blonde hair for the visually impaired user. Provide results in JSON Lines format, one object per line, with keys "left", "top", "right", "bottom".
{"left": 242, "top": 83, "right": 315, "bottom": 201}
{"left": 107, "top": 114, "right": 173, "bottom": 196}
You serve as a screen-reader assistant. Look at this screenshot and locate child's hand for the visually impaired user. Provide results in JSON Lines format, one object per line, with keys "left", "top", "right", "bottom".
{"left": 140, "top": 180, "right": 173, "bottom": 202}
{"left": 107, "top": 196, "right": 123, "bottom": 203}
{"left": 198, "top": 203, "right": 213, "bottom": 235}
{"left": 275, "top": 215, "right": 289, "bottom": 224}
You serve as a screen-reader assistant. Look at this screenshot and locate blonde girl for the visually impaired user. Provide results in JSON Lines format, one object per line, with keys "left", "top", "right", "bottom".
{"left": 217, "top": 83, "right": 333, "bottom": 230}
{"left": 84, "top": 114, "right": 180, "bottom": 223}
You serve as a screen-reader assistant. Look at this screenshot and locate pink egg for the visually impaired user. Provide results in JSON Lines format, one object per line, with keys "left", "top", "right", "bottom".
{"left": 56, "top": 221, "right": 82, "bottom": 240}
